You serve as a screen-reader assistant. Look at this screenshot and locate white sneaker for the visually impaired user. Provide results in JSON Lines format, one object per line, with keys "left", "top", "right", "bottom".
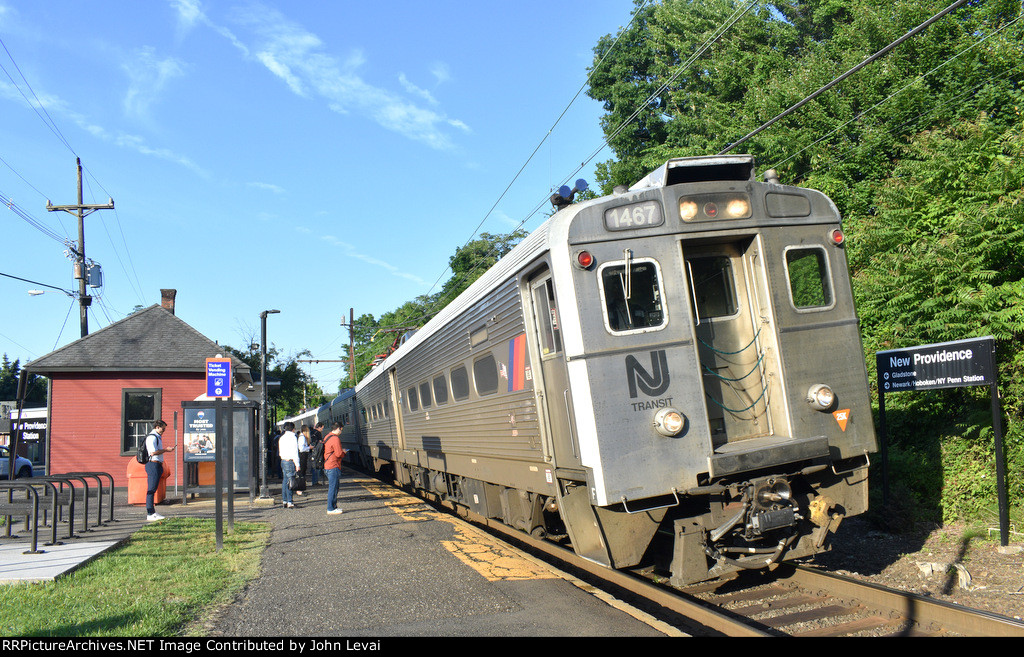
{"left": 284, "top": 502, "right": 295, "bottom": 508}
{"left": 327, "top": 509, "right": 343, "bottom": 515}
{"left": 146, "top": 513, "right": 164, "bottom": 521}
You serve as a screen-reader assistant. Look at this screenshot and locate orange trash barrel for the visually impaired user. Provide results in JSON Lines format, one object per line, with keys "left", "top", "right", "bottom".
{"left": 126, "top": 459, "right": 171, "bottom": 505}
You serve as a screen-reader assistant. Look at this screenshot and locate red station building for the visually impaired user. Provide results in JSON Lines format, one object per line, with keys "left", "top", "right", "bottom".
{"left": 25, "top": 290, "right": 251, "bottom": 488}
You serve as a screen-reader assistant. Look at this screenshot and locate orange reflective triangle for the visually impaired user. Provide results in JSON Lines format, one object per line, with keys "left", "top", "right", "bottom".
{"left": 833, "top": 409, "right": 850, "bottom": 432}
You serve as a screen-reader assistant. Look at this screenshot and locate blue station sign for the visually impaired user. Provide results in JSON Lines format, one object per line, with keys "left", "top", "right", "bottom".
{"left": 205, "top": 357, "right": 233, "bottom": 398}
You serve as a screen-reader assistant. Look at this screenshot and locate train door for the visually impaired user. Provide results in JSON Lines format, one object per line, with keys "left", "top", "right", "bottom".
{"left": 527, "top": 270, "right": 581, "bottom": 469}
{"left": 683, "top": 238, "right": 786, "bottom": 449}
{"left": 387, "top": 367, "right": 407, "bottom": 451}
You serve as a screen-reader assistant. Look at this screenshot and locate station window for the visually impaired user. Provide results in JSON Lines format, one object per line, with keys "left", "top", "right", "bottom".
{"left": 687, "top": 255, "right": 738, "bottom": 319}
{"left": 451, "top": 366, "right": 470, "bottom": 401}
{"left": 121, "top": 388, "right": 161, "bottom": 454}
{"left": 473, "top": 354, "right": 499, "bottom": 396}
{"left": 785, "top": 247, "right": 833, "bottom": 310}
{"left": 407, "top": 386, "right": 420, "bottom": 412}
{"left": 419, "top": 382, "right": 432, "bottom": 409}
{"left": 600, "top": 257, "right": 667, "bottom": 333}
{"left": 433, "top": 375, "right": 448, "bottom": 405}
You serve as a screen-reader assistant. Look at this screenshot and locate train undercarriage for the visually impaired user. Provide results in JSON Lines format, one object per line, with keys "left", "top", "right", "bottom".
{"left": 366, "top": 453, "right": 868, "bottom": 587}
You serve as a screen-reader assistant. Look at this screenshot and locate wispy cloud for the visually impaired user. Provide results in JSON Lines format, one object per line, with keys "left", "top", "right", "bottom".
{"left": 172, "top": 1, "right": 469, "bottom": 151}
{"left": 320, "top": 233, "right": 427, "bottom": 285}
{"left": 122, "top": 47, "right": 186, "bottom": 121}
{"left": 0, "top": 80, "right": 206, "bottom": 175}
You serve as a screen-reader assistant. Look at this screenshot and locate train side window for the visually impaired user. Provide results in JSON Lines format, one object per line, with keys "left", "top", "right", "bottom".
{"left": 474, "top": 354, "right": 499, "bottom": 396}
{"left": 451, "top": 366, "right": 470, "bottom": 401}
{"left": 687, "top": 255, "right": 738, "bottom": 319}
{"left": 407, "top": 386, "right": 420, "bottom": 412}
{"left": 785, "top": 247, "right": 834, "bottom": 310}
{"left": 419, "top": 382, "right": 432, "bottom": 409}
{"left": 433, "top": 375, "right": 448, "bottom": 405}
{"left": 533, "top": 278, "right": 562, "bottom": 356}
{"left": 599, "top": 257, "right": 667, "bottom": 333}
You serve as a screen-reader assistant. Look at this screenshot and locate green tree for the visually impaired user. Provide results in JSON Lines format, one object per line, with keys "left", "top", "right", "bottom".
{"left": 0, "top": 354, "right": 46, "bottom": 405}
{"left": 222, "top": 345, "right": 328, "bottom": 421}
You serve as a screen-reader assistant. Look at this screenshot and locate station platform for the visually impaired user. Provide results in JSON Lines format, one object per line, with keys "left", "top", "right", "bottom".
{"left": 0, "top": 469, "right": 681, "bottom": 638}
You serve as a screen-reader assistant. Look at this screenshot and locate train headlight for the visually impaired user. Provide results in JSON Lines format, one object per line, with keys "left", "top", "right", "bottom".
{"left": 806, "top": 383, "right": 836, "bottom": 411}
{"left": 679, "top": 200, "right": 698, "bottom": 222}
{"left": 653, "top": 407, "right": 686, "bottom": 437}
{"left": 726, "top": 198, "right": 750, "bottom": 217}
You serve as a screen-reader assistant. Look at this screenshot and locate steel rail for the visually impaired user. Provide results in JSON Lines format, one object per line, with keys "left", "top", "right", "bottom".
{"left": 784, "top": 565, "right": 1024, "bottom": 637}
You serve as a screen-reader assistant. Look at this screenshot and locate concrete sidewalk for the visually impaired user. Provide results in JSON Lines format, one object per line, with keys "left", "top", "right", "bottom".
{"left": 1, "top": 470, "right": 680, "bottom": 637}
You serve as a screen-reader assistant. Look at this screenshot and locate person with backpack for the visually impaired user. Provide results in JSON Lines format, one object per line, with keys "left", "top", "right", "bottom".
{"left": 323, "top": 421, "right": 346, "bottom": 515}
{"left": 310, "top": 422, "right": 325, "bottom": 485}
{"left": 144, "top": 420, "right": 175, "bottom": 521}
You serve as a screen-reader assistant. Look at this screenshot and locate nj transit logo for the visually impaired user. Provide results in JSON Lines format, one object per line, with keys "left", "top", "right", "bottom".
{"left": 625, "top": 350, "right": 670, "bottom": 398}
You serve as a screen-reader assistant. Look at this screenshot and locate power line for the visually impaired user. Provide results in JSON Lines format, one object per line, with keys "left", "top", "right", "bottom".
{"left": 719, "top": 0, "right": 973, "bottom": 155}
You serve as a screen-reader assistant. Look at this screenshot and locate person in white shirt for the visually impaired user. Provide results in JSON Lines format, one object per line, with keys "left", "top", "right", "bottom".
{"left": 145, "top": 420, "right": 175, "bottom": 521}
{"left": 278, "top": 422, "right": 300, "bottom": 508}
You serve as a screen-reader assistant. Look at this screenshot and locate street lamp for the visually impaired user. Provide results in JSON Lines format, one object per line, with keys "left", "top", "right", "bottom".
{"left": 258, "top": 309, "right": 280, "bottom": 500}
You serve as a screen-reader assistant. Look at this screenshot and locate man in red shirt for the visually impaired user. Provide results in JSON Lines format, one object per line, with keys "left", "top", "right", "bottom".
{"left": 324, "top": 421, "right": 346, "bottom": 515}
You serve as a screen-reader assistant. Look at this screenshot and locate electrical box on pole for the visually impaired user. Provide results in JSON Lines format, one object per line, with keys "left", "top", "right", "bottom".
{"left": 46, "top": 157, "right": 114, "bottom": 338}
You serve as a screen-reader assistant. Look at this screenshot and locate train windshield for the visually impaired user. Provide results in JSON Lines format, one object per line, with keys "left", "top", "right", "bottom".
{"left": 600, "top": 257, "right": 666, "bottom": 333}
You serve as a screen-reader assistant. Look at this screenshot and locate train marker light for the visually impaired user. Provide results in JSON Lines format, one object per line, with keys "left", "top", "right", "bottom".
{"left": 574, "top": 250, "right": 595, "bottom": 270}
{"left": 654, "top": 407, "right": 686, "bottom": 436}
{"left": 806, "top": 383, "right": 836, "bottom": 411}
{"left": 703, "top": 202, "right": 719, "bottom": 217}
{"left": 829, "top": 228, "right": 845, "bottom": 246}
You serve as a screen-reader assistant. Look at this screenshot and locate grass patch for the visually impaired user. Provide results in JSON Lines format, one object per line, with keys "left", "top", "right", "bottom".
{"left": 0, "top": 518, "right": 269, "bottom": 637}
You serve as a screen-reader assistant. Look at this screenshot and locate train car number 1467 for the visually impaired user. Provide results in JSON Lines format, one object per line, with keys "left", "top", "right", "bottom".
{"left": 604, "top": 200, "right": 664, "bottom": 231}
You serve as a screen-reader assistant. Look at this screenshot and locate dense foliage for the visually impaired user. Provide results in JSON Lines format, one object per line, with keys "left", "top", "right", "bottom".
{"left": 0, "top": 354, "right": 46, "bottom": 406}
{"left": 587, "top": 0, "right": 1024, "bottom": 524}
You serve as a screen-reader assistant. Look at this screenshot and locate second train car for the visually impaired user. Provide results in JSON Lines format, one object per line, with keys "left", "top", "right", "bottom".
{"left": 298, "top": 155, "right": 877, "bottom": 586}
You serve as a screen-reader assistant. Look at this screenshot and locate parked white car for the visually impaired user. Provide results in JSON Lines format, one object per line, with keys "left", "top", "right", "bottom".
{"left": 0, "top": 446, "right": 33, "bottom": 478}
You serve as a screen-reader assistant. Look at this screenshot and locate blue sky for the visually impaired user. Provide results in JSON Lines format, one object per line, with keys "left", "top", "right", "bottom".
{"left": 0, "top": 0, "right": 634, "bottom": 395}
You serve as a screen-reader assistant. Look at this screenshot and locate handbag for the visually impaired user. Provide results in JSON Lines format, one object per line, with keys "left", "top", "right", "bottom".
{"left": 289, "top": 475, "right": 306, "bottom": 492}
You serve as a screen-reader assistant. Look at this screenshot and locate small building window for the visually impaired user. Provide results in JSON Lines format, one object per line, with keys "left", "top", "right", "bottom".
{"left": 122, "top": 388, "right": 161, "bottom": 454}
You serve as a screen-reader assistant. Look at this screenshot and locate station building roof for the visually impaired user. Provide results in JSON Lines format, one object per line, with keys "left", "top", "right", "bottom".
{"left": 25, "top": 304, "right": 251, "bottom": 381}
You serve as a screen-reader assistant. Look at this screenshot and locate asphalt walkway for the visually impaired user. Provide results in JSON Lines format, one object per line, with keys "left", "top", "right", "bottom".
{"left": 1, "top": 469, "right": 681, "bottom": 638}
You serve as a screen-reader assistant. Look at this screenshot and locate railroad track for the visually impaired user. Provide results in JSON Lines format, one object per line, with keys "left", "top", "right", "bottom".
{"left": 422, "top": 491, "right": 1024, "bottom": 637}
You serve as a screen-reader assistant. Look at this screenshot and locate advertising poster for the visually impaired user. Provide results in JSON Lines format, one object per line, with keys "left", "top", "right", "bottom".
{"left": 184, "top": 407, "right": 216, "bottom": 462}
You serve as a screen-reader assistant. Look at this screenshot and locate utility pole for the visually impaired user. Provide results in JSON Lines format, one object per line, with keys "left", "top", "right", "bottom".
{"left": 338, "top": 308, "right": 355, "bottom": 385}
{"left": 46, "top": 158, "right": 114, "bottom": 338}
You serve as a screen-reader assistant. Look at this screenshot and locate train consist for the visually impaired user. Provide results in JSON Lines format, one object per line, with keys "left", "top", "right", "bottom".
{"left": 284, "top": 155, "right": 877, "bottom": 586}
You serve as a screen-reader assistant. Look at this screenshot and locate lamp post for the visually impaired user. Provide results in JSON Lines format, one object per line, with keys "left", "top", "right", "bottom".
{"left": 258, "top": 309, "right": 280, "bottom": 500}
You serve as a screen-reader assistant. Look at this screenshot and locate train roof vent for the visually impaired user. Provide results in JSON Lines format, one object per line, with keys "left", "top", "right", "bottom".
{"left": 629, "top": 155, "right": 755, "bottom": 191}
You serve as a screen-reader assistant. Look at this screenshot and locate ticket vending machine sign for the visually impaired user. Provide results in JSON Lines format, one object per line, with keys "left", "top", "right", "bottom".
{"left": 206, "top": 357, "right": 233, "bottom": 399}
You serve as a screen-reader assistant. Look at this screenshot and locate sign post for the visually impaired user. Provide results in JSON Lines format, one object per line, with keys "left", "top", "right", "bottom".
{"left": 205, "top": 357, "right": 234, "bottom": 551}
{"left": 876, "top": 337, "right": 1008, "bottom": 545}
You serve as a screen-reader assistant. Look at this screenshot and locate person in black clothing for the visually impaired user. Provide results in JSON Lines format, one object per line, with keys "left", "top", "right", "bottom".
{"left": 309, "top": 422, "right": 324, "bottom": 485}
